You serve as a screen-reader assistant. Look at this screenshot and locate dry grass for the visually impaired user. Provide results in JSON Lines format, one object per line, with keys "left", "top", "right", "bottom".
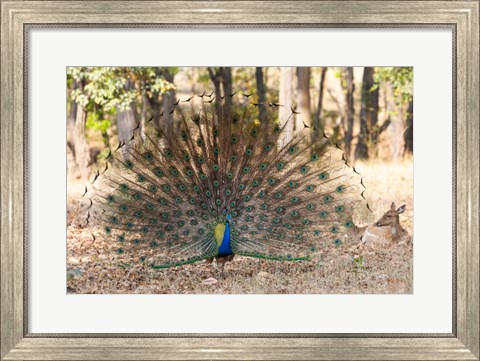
{"left": 67, "top": 159, "right": 413, "bottom": 294}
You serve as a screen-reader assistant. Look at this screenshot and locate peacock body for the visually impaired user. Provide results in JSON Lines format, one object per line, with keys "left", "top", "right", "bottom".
{"left": 85, "top": 94, "right": 366, "bottom": 270}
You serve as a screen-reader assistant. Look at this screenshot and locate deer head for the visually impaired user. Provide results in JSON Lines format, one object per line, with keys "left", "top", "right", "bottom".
{"left": 375, "top": 202, "right": 406, "bottom": 228}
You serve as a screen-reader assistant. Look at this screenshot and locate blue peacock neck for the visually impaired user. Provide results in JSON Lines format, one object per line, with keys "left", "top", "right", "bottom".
{"left": 214, "top": 216, "right": 233, "bottom": 257}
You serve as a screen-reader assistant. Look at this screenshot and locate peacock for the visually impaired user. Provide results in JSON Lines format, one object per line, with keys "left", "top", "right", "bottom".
{"left": 83, "top": 93, "right": 367, "bottom": 273}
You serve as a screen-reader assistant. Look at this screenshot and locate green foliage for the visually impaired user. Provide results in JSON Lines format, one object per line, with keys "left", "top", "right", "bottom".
{"left": 86, "top": 112, "right": 111, "bottom": 133}
{"left": 372, "top": 67, "right": 413, "bottom": 104}
{"left": 67, "top": 67, "right": 175, "bottom": 112}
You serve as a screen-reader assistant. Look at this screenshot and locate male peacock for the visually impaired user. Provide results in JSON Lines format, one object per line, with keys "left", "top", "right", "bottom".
{"left": 84, "top": 93, "right": 367, "bottom": 273}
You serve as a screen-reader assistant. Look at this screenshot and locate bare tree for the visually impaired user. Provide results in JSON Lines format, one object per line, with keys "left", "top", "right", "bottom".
{"left": 278, "top": 67, "right": 294, "bottom": 147}
{"left": 356, "top": 67, "right": 379, "bottom": 159}
{"left": 296, "top": 67, "right": 311, "bottom": 130}
{"left": 208, "top": 67, "right": 233, "bottom": 123}
{"left": 313, "top": 67, "right": 328, "bottom": 131}
{"left": 161, "top": 68, "right": 177, "bottom": 128}
{"left": 341, "top": 67, "right": 355, "bottom": 159}
{"left": 255, "top": 67, "right": 267, "bottom": 120}
{"left": 404, "top": 99, "right": 413, "bottom": 154}
{"left": 73, "top": 106, "right": 92, "bottom": 181}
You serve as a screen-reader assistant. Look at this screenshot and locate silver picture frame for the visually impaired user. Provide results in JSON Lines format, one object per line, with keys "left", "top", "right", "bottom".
{"left": 1, "top": 1, "right": 478, "bottom": 359}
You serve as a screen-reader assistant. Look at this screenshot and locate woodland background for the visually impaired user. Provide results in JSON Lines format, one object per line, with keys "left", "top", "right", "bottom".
{"left": 66, "top": 67, "right": 413, "bottom": 294}
{"left": 67, "top": 66, "right": 413, "bottom": 181}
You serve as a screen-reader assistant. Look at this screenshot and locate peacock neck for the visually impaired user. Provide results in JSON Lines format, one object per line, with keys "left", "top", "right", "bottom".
{"left": 215, "top": 220, "right": 233, "bottom": 257}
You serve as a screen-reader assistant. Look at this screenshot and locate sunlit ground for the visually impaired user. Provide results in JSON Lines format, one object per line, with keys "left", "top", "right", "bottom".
{"left": 67, "top": 159, "right": 413, "bottom": 294}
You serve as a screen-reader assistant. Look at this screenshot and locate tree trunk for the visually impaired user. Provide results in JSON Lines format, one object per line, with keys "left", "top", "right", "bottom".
{"left": 341, "top": 67, "right": 355, "bottom": 160}
{"left": 278, "top": 67, "right": 294, "bottom": 148}
{"left": 255, "top": 67, "right": 267, "bottom": 121}
{"left": 313, "top": 67, "right": 327, "bottom": 131}
{"left": 404, "top": 99, "right": 413, "bottom": 154}
{"left": 161, "top": 68, "right": 176, "bottom": 129}
{"left": 355, "top": 67, "right": 379, "bottom": 159}
{"left": 73, "top": 106, "right": 92, "bottom": 182}
{"left": 207, "top": 67, "right": 233, "bottom": 125}
{"left": 296, "top": 67, "right": 311, "bottom": 130}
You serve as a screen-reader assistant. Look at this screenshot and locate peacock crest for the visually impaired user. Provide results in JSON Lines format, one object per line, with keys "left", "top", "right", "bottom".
{"left": 83, "top": 94, "right": 367, "bottom": 270}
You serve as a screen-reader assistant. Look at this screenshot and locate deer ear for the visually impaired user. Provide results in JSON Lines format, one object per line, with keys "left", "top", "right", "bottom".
{"left": 390, "top": 202, "right": 396, "bottom": 211}
{"left": 397, "top": 204, "right": 406, "bottom": 214}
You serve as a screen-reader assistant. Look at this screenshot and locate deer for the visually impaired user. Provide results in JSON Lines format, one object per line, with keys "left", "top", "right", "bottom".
{"left": 354, "top": 202, "right": 411, "bottom": 247}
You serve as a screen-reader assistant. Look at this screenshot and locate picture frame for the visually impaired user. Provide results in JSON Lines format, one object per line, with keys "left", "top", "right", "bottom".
{"left": 1, "top": 1, "right": 478, "bottom": 360}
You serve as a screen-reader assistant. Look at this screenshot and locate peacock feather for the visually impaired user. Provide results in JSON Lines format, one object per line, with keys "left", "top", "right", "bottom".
{"left": 84, "top": 94, "right": 367, "bottom": 270}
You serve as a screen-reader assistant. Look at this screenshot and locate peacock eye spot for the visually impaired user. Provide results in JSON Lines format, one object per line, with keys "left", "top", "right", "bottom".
{"left": 214, "top": 181, "right": 219, "bottom": 187}
{"left": 245, "top": 149, "right": 253, "bottom": 155}
{"left": 331, "top": 226, "right": 339, "bottom": 233}
{"left": 334, "top": 239, "right": 342, "bottom": 246}
{"left": 336, "top": 206, "right": 344, "bottom": 213}
{"left": 324, "top": 195, "right": 333, "bottom": 203}
{"left": 143, "top": 152, "right": 153, "bottom": 161}
{"left": 107, "top": 195, "right": 115, "bottom": 202}
{"left": 137, "top": 175, "right": 145, "bottom": 182}
{"left": 133, "top": 193, "right": 141, "bottom": 200}
{"left": 336, "top": 186, "right": 344, "bottom": 193}
{"left": 148, "top": 185, "right": 157, "bottom": 193}
{"left": 319, "top": 172, "right": 329, "bottom": 180}
{"left": 345, "top": 220, "right": 352, "bottom": 227}
{"left": 213, "top": 165, "right": 219, "bottom": 171}
{"left": 105, "top": 227, "right": 111, "bottom": 234}
{"left": 289, "top": 147, "right": 295, "bottom": 153}
{"left": 265, "top": 145, "right": 272, "bottom": 151}
{"left": 154, "top": 168, "right": 164, "bottom": 177}
{"left": 259, "top": 163, "right": 267, "bottom": 170}
{"left": 277, "top": 162, "right": 284, "bottom": 169}
{"left": 197, "top": 157, "right": 204, "bottom": 164}
{"left": 200, "top": 174, "right": 207, "bottom": 180}
{"left": 238, "top": 184, "right": 245, "bottom": 190}
{"left": 311, "top": 153, "right": 319, "bottom": 161}
{"left": 125, "top": 160, "right": 133, "bottom": 169}
{"left": 243, "top": 167, "right": 249, "bottom": 173}
{"left": 320, "top": 211, "right": 328, "bottom": 218}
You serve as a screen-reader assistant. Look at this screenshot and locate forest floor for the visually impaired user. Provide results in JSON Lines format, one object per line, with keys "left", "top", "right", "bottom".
{"left": 67, "top": 159, "right": 413, "bottom": 294}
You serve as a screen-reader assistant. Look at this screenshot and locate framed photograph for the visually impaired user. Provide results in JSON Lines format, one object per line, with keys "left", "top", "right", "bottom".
{"left": 1, "top": 1, "right": 478, "bottom": 360}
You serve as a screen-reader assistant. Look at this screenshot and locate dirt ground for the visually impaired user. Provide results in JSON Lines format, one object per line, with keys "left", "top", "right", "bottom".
{"left": 67, "top": 159, "right": 413, "bottom": 294}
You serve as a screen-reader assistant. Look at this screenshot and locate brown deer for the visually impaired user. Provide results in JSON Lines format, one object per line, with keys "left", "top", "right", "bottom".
{"left": 358, "top": 202, "right": 411, "bottom": 247}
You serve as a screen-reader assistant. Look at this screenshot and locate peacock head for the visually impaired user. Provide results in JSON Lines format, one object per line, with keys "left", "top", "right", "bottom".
{"left": 225, "top": 214, "right": 232, "bottom": 223}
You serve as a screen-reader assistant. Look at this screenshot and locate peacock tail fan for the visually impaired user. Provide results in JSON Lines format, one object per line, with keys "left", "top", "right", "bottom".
{"left": 84, "top": 94, "right": 367, "bottom": 269}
